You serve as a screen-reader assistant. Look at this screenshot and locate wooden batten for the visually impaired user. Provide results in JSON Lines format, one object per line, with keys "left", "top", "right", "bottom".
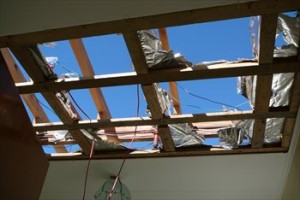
{"left": 16, "top": 59, "right": 300, "bottom": 94}
{"left": 252, "top": 14, "right": 278, "bottom": 148}
{"left": 32, "top": 110, "right": 296, "bottom": 133}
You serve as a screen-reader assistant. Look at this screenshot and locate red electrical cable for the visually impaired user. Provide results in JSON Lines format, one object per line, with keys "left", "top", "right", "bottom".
{"left": 82, "top": 139, "right": 95, "bottom": 200}
{"left": 108, "top": 85, "right": 140, "bottom": 199}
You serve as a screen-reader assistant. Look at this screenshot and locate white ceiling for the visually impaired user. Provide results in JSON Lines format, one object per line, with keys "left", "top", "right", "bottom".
{"left": 41, "top": 106, "right": 300, "bottom": 200}
{"left": 41, "top": 152, "right": 289, "bottom": 200}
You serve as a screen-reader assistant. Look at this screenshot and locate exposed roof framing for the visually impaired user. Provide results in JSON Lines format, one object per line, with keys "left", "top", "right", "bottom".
{"left": 0, "top": 48, "right": 67, "bottom": 153}
{"left": 0, "top": 0, "right": 299, "bottom": 160}
{"left": 8, "top": 46, "right": 92, "bottom": 154}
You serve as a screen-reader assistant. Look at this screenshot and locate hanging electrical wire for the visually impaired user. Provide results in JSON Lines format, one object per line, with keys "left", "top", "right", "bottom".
{"left": 67, "top": 91, "right": 94, "bottom": 200}
{"left": 36, "top": 98, "right": 56, "bottom": 115}
{"left": 170, "top": 92, "right": 222, "bottom": 112}
{"left": 108, "top": 84, "right": 140, "bottom": 200}
{"left": 69, "top": 92, "right": 92, "bottom": 121}
{"left": 177, "top": 83, "right": 243, "bottom": 111}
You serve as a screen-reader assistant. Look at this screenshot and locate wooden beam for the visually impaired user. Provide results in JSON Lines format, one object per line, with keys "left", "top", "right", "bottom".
{"left": 125, "top": 31, "right": 176, "bottom": 151}
{"left": 16, "top": 59, "right": 300, "bottom": 94}
{"left": 40, "top": 121, "right": 236, "bottom": 144}
{"left": 32, "top": 110, "right": 296, "bottom": 132}
{"left": 158, "top": 125, "right": 175, "bottom": 151}
{"left": 69, "top": 39, "right": 119, "bottom": 143}
{"left": 1, "top": 0, "right": 299, "bottom": 47}
{"left": 0, "top": 48, "right": 67, "bottom": 153}
{"left": 9, "top": 45, "right": 54, "bottom": 82}
{"left": 9, "top": 45, "right": 92, "bottom": 154}
{"left": 123, "top": 31, "right": 164, "bottom": 119}
{"left": 252, "top": 14, "right": 278, "bottom": 148}
{"left": 158, "top": 28, "right": 181, "bottom": 114}
{"left": 48, "top": 146, "right": 288, "bottom": 160}
{"left": 1, "top": 48, "right": 49, "bottom": 122}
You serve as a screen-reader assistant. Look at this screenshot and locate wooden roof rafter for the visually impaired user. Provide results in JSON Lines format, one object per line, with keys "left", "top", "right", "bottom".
{"left": 69, "top": 39, "right": 119, "bottom": 143}
{"left": 0, "top": 1, "right": 299, "bottom": 159}
{"left": 0, "top": 48, "right": 67, "bottom": 153}
{"left": 9, "top": 45, "right": 92, "bottom": 154}
{"left": 158, "top": 28, "right": 182, "bottom": 114}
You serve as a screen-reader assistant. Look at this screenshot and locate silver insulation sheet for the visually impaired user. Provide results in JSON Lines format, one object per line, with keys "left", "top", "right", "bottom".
{"left": 138, "top": 30, "right": 192, "bottom": 69}
{"left": 169, "top": 123, "right": 205, "bottom": 148}
{"left": 152, "top": 84, "right": 205, "bottom": 148}
{"left": 154, "top": 83, "right": 173, "bottom": 116}
{"left": 218, "top": 127, "right": 245, "bottom": 149}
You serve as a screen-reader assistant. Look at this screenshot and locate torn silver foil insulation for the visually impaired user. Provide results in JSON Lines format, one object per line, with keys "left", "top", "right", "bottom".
{"left": 154, "top": 83, "right": 173, "bottom": 116}
{"left": 218, "top": 127, "right": 246, "bottom": 149}
{"left": 138, "top": 30, "right": 192, "bottom": 69}
{"left": 231, "top": 13, "right": 300, "bottom": 147}
{"left": 151, "top": 84, "right": 205, "bottom": 148}
{"left": 55, "top": 91, "right": 78, "bottom": 120}
{"left": 168, "top": 123, "right": 205, "bottom": 148}
{"left": 80, "top": 129, "right": 128, "bottom": 151}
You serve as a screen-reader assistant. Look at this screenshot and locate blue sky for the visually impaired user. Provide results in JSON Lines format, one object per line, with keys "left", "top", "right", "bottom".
{"left": 33, "top": 17, "right": 253, "bottom": 123}
{"left": 16, "top": 17, "right": 257, "bottom": 152}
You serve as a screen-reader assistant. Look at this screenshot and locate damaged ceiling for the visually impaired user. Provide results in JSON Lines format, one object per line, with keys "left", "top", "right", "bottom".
{"left": 0, "top": 0, "right": 300, "bottom": 160}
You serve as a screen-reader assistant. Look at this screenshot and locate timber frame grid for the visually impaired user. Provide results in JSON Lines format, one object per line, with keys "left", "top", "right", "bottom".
{"left": 0, "top": 0, "right": 300, "bottom": 160}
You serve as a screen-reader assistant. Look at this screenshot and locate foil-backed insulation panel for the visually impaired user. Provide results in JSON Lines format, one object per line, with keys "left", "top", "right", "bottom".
{"left": 169, "top": 123, "right": 205, "bottom": 148}
{"left": 138, "top": 30, "right": 192, "bottom": 69}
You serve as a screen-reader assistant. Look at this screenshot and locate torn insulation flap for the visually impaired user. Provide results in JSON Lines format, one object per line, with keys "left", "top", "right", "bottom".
{"left": 80, "top": 129, "right": 128, "bottom": 151}
{"left": 55, "top": 91, "right": 78, "bottom": 120}
{"left": 29, "top": 45, "right": 57, "bottom": 80}
{"left": 154, "top": 83, "right": 173, "bottom": 116}
{"left": 138, "top": 30, "right": 192, "bottom": 70}
{"left": 218, "top": 127, "right": 246, "bottom": 149}
{"left": 168, "top": 123, "right": 205, "bottom": 148}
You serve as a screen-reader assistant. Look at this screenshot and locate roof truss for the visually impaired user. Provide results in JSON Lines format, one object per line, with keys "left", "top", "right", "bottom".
{"left": 0, "top": 0, "right": 299, "bottom": 160}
